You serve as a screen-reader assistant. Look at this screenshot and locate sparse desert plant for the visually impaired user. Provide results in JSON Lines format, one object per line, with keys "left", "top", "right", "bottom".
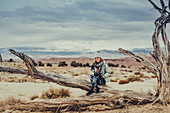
{"left": 30, "top": 94, "right": 39, "bottom": 100}
{"left": 38, "top": 61, "right": 44, "bottom": 67}
{"left": 0, "top": 96, "right": 24, "bottom": 108}
{"left": 18, "top": 93, "right": 24, "bottom": 96}
{"left": 127, "top": 75, "right": 139, "bottom": 82}
{"left": 73, "top": 74, "right": 79, "bottom": 76}
{"left": 119, "top": 69, "right": 124, "bottom": 71}
{"left": 151, "top": 75, "right": 157, "bottom": 78}
{"left": 121, "top": 65, "right": 126, "bottom": 68}
{"left": 41, "top": 87, "right": 71, "bottom": 99}
{"left": 139, "top": 73, "right": 144, "bottom": 77}
{"left": 7, "top": 79, "right": 15, "bottom": 82}
{"left": 134, "top": 72, "right": 141, "bottom": 75}
{"left": 85, "top": 63, "right": 90, "bottom": 67}
{"left": 47, "top": 63, "right": 52, "bottom": 67}
{"left": 58, "top": 61, "right": 68, "bottom": 67}
{"left": 108, "top": 75, "right": 113, "bottom": 77}
{"left": 8, "top": 58, "right": 14, "bottom": 62}
{"left": 108, "top": 63, "right": 119, "bottom": 67}
{"left": 115, "top": 77, "right": 120, "bottom": 81}
{"left": 70, "top": 61, "right": 77, "bottom": 67}
{"left": 110, "top": 79, "right": 117, "bottom": 82}
{"left": 119, "top": 80, "right": 129, "bottom": 84}
{"left": 110, "top": 71, "right": 114, "bottom": 74}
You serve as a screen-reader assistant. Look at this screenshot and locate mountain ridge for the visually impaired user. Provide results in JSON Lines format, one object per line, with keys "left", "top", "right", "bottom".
{"left": 0, "top": 47, "right": 153, "bottom": 60}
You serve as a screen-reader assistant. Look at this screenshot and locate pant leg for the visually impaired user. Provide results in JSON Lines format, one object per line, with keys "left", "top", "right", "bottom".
{"left": 90, "top": 76, "right": 98, "bottom": 92}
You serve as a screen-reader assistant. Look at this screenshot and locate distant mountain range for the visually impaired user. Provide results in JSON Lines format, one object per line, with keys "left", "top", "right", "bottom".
{"left": 0, "top": 47, "right": 154, "bottom": 60}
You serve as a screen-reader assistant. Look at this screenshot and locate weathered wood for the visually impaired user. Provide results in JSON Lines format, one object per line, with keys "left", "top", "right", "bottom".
{"left": 0, "top": 65, "right": 91, "bottom": 91}
{"left": 0, "top": 66, "right": 28, "bottom": 74}
{"left": 9, "top": 49, "right": 37, "bottom": 76}
{"left": 6, "top": 90, "right": 153, "bottom": 112}
{"left": 118, "top": 48, "right": 157, "bottom": 75}
{"left": 0, "top": 53, "right": 2, "bottom": 65}
{"left": 119, "top": 0, "right": 170, "bottom": 105}
{"left": 0, "top": 49, "right": 155, "bottom": 112}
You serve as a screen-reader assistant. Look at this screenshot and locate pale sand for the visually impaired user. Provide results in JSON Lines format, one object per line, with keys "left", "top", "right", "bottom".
{"left": 107, "top": 78, "right": 157, "bottom": 93}
{"left": 0, "top": 81, "right": 86, "bottom": 101}
{"left": 0, "top": 77, "right": 157, "bottom": 101}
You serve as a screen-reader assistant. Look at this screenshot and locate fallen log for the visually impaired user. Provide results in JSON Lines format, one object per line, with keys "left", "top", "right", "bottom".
{"left": 6, "top": 90, "right": 154, "bottom": 112}
{"left": 0, "top": 49, "right": 155, "bottom": 112}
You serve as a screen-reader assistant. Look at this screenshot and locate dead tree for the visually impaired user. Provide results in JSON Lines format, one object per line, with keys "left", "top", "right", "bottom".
{"left": 9, "top": 49, "right": 38, "bottom": 76}
{"left": 119, "top": 0, "right": 170, "bottom": 105}
{"left": 0, "top": 49, "right": 155, "bottom": 112}
{"left": 0, "top": 53, "right": 2, "bottom": 65}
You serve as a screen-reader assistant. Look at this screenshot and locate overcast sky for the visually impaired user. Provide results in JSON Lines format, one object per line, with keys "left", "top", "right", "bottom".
{"left": 0, "top": 0, "right": 167, "bottom": 52}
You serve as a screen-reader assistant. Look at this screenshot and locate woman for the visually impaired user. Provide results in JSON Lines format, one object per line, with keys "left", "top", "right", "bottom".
{"left": 86, "top": 54, "right": 109, "bottom": 96}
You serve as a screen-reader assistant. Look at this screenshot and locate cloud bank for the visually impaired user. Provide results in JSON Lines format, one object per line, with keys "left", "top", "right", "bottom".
{"left": 0, "top": 0, "right": 165, "bottom": 52}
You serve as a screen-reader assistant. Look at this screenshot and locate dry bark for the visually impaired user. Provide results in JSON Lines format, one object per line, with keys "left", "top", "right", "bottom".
{"left": 0, "top": 49, "right": 155, "bottom": 112}
{"left": 7, "top": 90, "right": 153, "bottom": 112}
{"left": 0, "top": 53, "right": 2, "bottom": 65}
{"left": 9, "top": 49, "right": 38, "bottom": 76}
{"left": 119, "top": 0, "right": 170, "bottom": 105}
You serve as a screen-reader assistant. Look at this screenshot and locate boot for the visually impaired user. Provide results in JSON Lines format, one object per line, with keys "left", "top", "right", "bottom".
{"left": 86, "top": 91, "right": 93, "bottom": 96}
{"left": 96, "top": 87, "right": 100, "bottom": 93}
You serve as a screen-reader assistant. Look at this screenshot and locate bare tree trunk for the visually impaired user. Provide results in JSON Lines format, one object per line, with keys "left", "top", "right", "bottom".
{"left": 0, "top": 49, "right": 154, "bottom": 112}
{"left": 119, "top": 0, "right": 170, "bottom": 105}
{"left": 9, "top": 49, "right": 38, "bottom": 76}
{"left": 0, "top": 53, "right": 2, "bottom": 65}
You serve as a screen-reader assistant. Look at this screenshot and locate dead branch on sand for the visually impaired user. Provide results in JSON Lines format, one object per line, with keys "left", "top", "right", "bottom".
{"left": 0, "top": 49, "right": 155, "bottom": 112}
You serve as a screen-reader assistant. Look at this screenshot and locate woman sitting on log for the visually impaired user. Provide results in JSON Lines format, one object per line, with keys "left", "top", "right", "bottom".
{"left": 86, "top": 51, "right": 110, "bottom": 96}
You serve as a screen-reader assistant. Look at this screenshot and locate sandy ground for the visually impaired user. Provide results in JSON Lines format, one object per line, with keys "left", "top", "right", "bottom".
{"left": 86, "top": 104, "right": 170, "bottom": 113}
{"left": 0, "top": 78, "right": 157, "bottom": 101}
{"left": 0, "top": 63, "right": 168, "bottom": 112}
{"left": 0, "top": 67, "right": 157, "bottom": 101}
{"left": 0, "top": 81, "right": 86, "bottom": 101}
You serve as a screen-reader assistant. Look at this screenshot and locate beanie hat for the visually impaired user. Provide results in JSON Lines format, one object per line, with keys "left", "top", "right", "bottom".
{"left": 95, "top": 51, "right": 102, "bottom": 58}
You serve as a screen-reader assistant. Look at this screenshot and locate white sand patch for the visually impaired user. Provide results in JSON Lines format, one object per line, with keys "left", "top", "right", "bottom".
{"left": 107, "top": 78, "right": 157, "bottom": 93}
{"left": 0, "top": 82, "right": 86, "bottom": 101}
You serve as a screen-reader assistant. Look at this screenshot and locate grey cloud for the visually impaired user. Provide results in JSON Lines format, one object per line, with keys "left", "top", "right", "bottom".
{"left": 0, "top": 0, "right": 161, "bottom": 49}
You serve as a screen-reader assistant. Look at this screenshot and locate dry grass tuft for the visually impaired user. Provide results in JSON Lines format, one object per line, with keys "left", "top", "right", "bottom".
{"left": 126, "top": 75, "right": 141, "bottom": 82}
{"left": 110, "top": 79, "right": 117, "bottom": 82}
{"left": 41, "top": 87, "right": 71, "bottom": 99}
{"left": 0, "top": 96, "right": 24, "bottom": 112}
{"left": 119, "top": 80, "right": 129, "bottom": 84}
{"left": 30, "top": 94, "right": 39, "bottom": 100}
{"left": 134, "top": 72, "right": 141, "bottom": 75}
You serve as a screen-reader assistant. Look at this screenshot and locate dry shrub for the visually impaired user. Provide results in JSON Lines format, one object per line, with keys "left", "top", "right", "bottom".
{"left": 110, "top": 71, "right": 114, "bottom": 74}
{"left": 151, "top": 75, "right": 157, "bottom": 78}
{"left": 110, "top": 79, "right": 117, "bottom": 82}
{"left": 119, "top": 80, "right": 129, "bottom": 84}
{"left": 30, "top": 94, "right": 39, "bottom": 100}
{"left": 7, "top": 79, "right": 15, "bottom": 82}
{"left": 50, "top": 70, "right": 54, "bottom": 73}
{"left": 120, "top": 69, "right": 124, "bottom": 71}
{"left": 18, "top": 93, "right": 24, "bottom": 96}
{"left": 139, "top": 73, "right": 144, "bottom": 77}
{"left": 73, "top": 74, "right": 79, "bottom": 76}
{"left": 41, "top": 87, "right": 71, "bottom": 99}
{"left": 127, "top": 70, "right": 133, "bottom": 73}
{"left": 127, "top": 75, "right": 140, "bottom": 82}
{"left": 108, "top": 75, "right": 113, "bottom": 77}
{"left": 0, "top": 96, "right": 24, "bottom": 109}
{"left": 134, "top": 72, "right": 141, "bottom": 75}
{"left": 115, "top": 77, "right": 120, "bottom": 81}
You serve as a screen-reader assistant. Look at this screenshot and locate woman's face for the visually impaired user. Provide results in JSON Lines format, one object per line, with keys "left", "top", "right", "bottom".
{"left": 95, "top": 57, "right": 101, "bottom": 63}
